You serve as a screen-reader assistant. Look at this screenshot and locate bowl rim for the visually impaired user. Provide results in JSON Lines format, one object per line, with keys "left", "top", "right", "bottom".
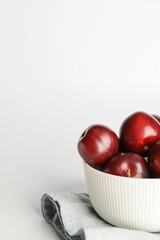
{"left": 83, "top": 161, "right": 160, "bottom": 181}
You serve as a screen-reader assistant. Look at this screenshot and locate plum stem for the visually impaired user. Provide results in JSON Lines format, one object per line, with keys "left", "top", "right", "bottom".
{"left": 127, "top": 168, "right": 131, "bottom": 177}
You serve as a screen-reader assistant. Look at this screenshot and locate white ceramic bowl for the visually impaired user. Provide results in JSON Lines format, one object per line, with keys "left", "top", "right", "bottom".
{"left": 83, "top": 161, "right": 160, "bottom": 232}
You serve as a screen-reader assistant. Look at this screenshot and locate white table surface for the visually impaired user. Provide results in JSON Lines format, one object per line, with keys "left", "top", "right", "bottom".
{"left": 0, "top": 154, "right": 87, "bottom": 239}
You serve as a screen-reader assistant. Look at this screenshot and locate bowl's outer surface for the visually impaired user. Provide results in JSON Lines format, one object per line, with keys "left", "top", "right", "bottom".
{"left": 84, "top": 161, "right": 160, "bottom": 232}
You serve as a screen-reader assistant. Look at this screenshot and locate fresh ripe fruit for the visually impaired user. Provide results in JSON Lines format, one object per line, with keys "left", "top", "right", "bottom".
{"left": 153, "top": 114, "right": 160, "bottom": 123}
{"left": 77, "top": 124, "right": 119, "bottom": 166}
{"left": 148, "top": 140, "right": 160, "bottom": 177}
{"left": 103, "top": 152, "right": 149, "bottom": 178}
{"left": 119, "top": 111, "right": 160, "bottom": 156}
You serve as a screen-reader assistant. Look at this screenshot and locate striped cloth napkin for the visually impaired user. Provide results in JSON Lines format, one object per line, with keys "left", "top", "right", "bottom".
{"left": 41, "top": 192, "right": 160, "bottom": 240}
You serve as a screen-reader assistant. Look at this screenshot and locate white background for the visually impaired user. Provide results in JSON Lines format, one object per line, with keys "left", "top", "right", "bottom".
{"left": 0, "top": 0, "right": 160, "bottom": 239}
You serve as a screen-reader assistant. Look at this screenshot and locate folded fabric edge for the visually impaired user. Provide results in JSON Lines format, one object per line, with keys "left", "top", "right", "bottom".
{"left": 41, "top": 194, "right": 86, "bottom": 240}
{"left": 41, "top": 194, "right": 71, "bottom": 239}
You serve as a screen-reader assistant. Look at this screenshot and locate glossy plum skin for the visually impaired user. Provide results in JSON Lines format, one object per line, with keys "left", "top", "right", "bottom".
{"left": 119, "top": 112, "right": 160, "bottom": 156}
{"left": 77, "top": 125, "right": 119, "bottom": 166}
{"left": 148, "top": 140, "right": 160, "bottom": 177}
{"left": 103, "top": 153, "right": 149, "bottom": 178}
